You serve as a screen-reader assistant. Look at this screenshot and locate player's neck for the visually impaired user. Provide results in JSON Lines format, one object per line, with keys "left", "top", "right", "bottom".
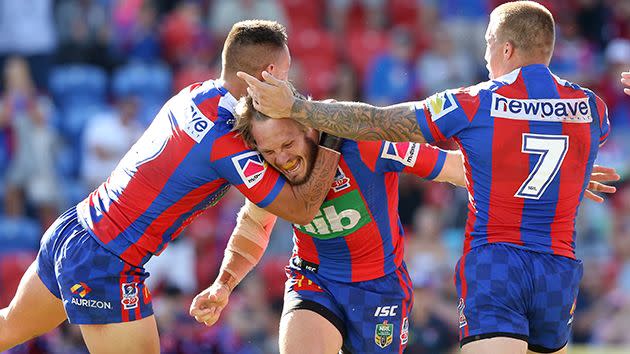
{"left": 220, "top": 73, "right": 247, "bottom": 99}
{"left": 509, "top": 55, "right": 551, "bottom": 73}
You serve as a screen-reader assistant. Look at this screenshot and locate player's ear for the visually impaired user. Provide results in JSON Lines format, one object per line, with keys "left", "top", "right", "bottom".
{"left": 264, "top": 63, "right": 275, "bottom": 78}
{"left": 504, "top": 41, "right": 515, "bottom": 60}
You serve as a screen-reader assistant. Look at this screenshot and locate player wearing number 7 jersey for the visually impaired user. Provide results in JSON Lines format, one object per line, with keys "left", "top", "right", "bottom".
{"left": 238, "top": 2, "right": 612, "bottom": 353}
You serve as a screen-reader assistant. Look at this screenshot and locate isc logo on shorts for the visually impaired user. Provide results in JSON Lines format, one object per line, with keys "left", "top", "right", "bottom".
{"left": 231, "top": 151, "right": 267, "bottom": 188}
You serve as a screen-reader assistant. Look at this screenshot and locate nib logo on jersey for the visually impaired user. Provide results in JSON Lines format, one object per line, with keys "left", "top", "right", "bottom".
{"left": 232, "top": 151, "right": 267, "bottom": 188}
{"left": 381, "top": 141, "right": 419, "bottom": 167}
{"left": 70, "top": 282, "right": 112, "bottom": 310}
{"left": 295, "top": 190, "right": 371, "bottom": 240}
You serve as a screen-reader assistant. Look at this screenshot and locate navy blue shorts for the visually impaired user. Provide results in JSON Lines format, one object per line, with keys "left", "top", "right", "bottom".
{"left": 282, "top": 258, "right": 413, "bottom": 353}
{"left": 454, "top": 243, "right": 583, "bottom": 353}
{"left": 36, "top": 207, "right": 153, "bottom": 324}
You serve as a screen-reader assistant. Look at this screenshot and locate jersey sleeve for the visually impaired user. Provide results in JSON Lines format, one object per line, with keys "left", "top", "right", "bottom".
{"left": 415, "top": 87, "right": 481, "bottom": 143}
{"left": 357, "top": 140, "right": 447, "bottom": 180}
{"left": 213, "top": 142, "right": 286, "bottom": 208}
{"left": 594, "top": 94, "right": 610, "bottom": 146}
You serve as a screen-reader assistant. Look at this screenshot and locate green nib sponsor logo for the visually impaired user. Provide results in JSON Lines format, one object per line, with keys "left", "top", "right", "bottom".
{"left": 375, "top": 320, "right": 394, "bottom": 348}
{"left": 295, "top": 190, "right": 371, "bottom": 240}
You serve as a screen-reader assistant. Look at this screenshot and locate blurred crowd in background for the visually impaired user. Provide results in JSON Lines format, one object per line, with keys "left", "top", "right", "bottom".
{"left": 0, "top": 0, "right": 629, "bottom": 353}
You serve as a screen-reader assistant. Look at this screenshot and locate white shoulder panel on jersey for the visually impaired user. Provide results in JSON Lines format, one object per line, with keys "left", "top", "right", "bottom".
{"left": 173, "top": 92, "right": 215, "bottom": 143}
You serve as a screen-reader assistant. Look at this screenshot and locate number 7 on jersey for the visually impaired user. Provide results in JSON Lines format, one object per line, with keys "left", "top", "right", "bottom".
{"left": 515, "top": 133, "right": 569, "bottom": 200}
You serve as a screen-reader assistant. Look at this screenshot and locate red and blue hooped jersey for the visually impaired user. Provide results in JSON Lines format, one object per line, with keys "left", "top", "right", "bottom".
{"left": 77, "top": 80, "right": 286, "bottom": 266}
{"left": 415, "top": 64, "right": 610, "bottom": 259}
{"left": 292, "top": 140, "right": 446, "bottom": 282}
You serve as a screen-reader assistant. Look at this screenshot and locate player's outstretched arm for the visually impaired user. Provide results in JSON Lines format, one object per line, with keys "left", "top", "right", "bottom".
{"left": 237, "top": 71, "right": 426, "bottom": 143}
{"left": 190, "top": 201, "right": 277, "bottom": 326}
{"left": 622, "top": 71, "right": 630, "bottom": 96}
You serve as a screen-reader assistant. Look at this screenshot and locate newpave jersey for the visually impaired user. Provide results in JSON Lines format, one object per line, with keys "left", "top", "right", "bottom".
{"left": 291, "top": 141, "right": 446, "bottom": 282}
{"left": 415, "top": 64, "right": 610, "bottom": 259}
{"left": 77, "top": 80, "right": 286, "bottom": 266}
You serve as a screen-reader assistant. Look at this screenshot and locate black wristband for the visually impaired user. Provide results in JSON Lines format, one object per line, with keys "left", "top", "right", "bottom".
{"left": 319, "top": 132, "right": 344, "bottom": 152}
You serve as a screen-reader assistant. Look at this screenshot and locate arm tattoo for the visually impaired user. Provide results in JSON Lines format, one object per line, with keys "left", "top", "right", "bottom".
{"left": 293, "top": 147, "right": 340, "bottom": 213}
{"left": 291, "top": 100, "right": 426, "bottom": 143}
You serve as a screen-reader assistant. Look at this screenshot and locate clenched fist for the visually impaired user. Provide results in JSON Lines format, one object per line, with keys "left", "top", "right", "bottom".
{"left": 189, "top": 282, "right": 232, "bottom": 326}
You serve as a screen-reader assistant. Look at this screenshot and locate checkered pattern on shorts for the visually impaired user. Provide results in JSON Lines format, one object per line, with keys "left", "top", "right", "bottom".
{"left": 454, "top": 243, "right": 582, "bottom": 351}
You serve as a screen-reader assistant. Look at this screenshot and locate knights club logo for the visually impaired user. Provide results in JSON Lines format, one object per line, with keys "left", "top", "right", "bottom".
{"left": 331, "top": 166, "right": 351, "bottom": 192}
{"left": 400, "top": 317, "right": 409, "bottom": 345}
{"left": 121, "top": 282, "right": 139, "bottom": 310}
{"left": 231, "top": 151, "right": 268, "bottom": 188}
{"left": 381, "top": 141, "right": 419, "bottom": 167}
{"left": 70, "top": 282, "right": 92, "bottom": 298}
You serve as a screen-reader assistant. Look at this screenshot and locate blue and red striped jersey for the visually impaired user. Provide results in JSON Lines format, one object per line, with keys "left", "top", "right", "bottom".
{"left": 292, "top": 141, "right": 446, "bottom": 282}
{"left": 415, "top": 64, "right": 610, "bottom": 259}
{"left": 76, "top": 80, "right": 286, "bottom": 266}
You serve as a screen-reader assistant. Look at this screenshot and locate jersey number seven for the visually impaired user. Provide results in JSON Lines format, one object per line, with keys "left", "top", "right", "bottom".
{"left": 515, "top": 133, "right": 569, "bottom": 200}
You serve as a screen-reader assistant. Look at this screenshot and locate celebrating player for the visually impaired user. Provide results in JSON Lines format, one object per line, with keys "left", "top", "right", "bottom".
{"left": 0, "top": 20, "right": 342, "bottom": 354}
{"left": 622, "top": 71, "right": 630, "bottom": 96}
{"left": 190, "top": 93, "right": 465, "bottom": 353}
{"left": 239, "top": 2, "right": 616, "bottom": 353}
{"left": 190, "top": 93, "right": 616, "bottom": 353}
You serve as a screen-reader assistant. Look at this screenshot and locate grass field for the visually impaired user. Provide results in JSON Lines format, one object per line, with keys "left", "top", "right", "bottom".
{"left": 571, "top": 346, "right": 630, "bottom": 354}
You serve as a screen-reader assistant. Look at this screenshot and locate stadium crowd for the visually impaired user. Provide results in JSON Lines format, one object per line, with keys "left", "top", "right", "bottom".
{"left": 0, "top": 0, "right": 628, "bottom": 353}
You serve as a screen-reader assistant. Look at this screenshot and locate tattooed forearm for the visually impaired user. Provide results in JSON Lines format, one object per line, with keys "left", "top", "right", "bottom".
{"left": 292, "top": 147, "right": 340, "bottom": 223}
{"left": 291, "top": 100, "right": 426, "bottom": 143}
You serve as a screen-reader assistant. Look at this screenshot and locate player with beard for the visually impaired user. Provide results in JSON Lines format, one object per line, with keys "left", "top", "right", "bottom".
{"left": 190, "top": 93, "right": 467, "bottom": 353}
{"left": 190, "top": 89, "right": 618, "bottom": 353}
{"left": 236, "top": 3, "right": 621, "bottom": 352}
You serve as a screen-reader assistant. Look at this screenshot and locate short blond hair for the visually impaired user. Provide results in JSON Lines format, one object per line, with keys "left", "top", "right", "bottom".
{"left": 233, "top": 84, "right": 307, "bottom": 148}
{"left": 490, "top": 1, "right": 555, "bottom": 60}
{"left": 222, "top": 20, "right": 288, "bottom": 78}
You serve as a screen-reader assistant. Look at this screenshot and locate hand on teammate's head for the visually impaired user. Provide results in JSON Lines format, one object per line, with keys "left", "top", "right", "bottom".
{"left": 236, "top": 71, "right": 295, "bottom": 119}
